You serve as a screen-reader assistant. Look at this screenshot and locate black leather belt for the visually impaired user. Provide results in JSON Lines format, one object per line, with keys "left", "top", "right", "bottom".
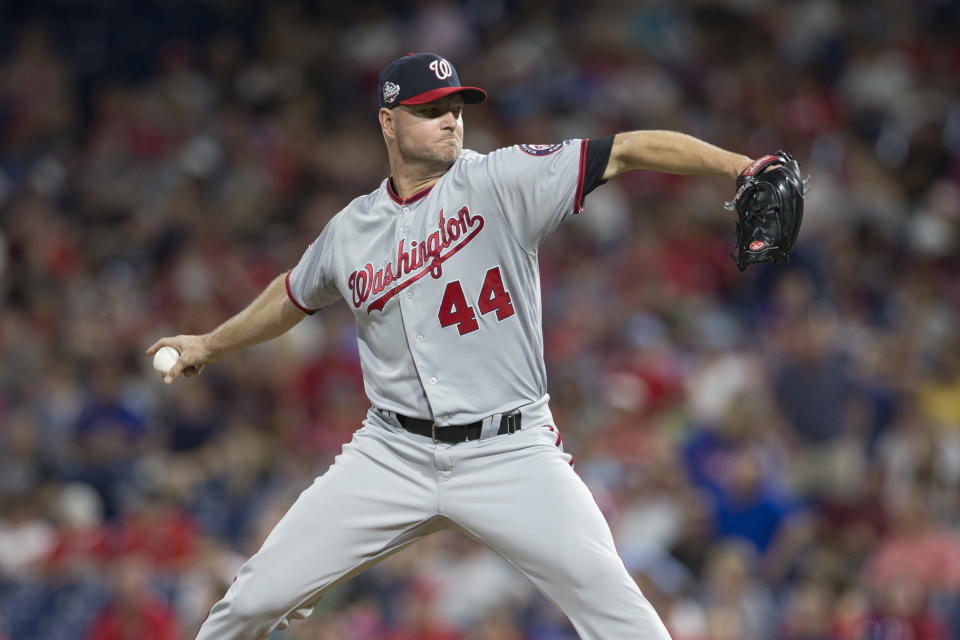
{"left": 397, "top": 412, "right": 522, "bottom": 443}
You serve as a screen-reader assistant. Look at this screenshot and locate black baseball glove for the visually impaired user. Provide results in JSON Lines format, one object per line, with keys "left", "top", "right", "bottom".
{"left": 725, "top": 151, "right": 809, "bottom": 271}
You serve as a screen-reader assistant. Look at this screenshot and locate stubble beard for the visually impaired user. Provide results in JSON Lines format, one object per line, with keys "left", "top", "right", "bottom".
{"left": 398, "top": 136, "right": 461, "bottom": 175}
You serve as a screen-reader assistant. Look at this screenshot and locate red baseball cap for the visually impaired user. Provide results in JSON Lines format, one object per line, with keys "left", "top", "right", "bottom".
{"left": 378, "top": 52, "right": 487, "bottom": 109}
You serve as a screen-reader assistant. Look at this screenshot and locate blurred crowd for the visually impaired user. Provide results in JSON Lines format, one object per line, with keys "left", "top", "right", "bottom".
{"left": 2, "top": 0, "right": 960, "bottom": 638}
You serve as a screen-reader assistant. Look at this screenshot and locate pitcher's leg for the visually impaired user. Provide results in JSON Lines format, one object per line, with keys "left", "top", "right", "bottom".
{"left": 196, "top": 424, "right": 441, "bottom": 640}
{"left": 445, "top": 427, "right": 672, "bottom": 640}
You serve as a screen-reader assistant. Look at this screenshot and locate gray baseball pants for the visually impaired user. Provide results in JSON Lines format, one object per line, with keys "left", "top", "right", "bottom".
{"left": 195, "top": 410, "right": 672, "bottom": 639}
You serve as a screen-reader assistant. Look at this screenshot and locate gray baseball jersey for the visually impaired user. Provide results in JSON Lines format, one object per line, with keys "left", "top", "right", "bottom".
{"left": 195, "top": 137, "right": 673, "bottom": 640}
{"left": 286, "top": 140, "right": 593, "bottom": 426}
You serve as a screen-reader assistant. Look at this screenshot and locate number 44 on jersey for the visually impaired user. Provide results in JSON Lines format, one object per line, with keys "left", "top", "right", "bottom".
{"left": 439, "top": 266, "right": 515, "bottom": 335}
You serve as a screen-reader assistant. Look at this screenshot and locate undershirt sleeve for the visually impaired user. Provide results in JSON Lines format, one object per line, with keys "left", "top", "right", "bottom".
{"left": 582, "top": 135, "right": 614, "bottom": 197}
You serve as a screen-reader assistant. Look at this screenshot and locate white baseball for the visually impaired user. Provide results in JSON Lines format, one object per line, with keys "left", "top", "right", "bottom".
{"left": 153, "top": 346, "right": 180, "bottom": 377}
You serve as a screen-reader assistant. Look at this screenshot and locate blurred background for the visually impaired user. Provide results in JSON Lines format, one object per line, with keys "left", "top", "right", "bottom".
{"left": 1, "top": 0, "right": 960, "bottom": 638}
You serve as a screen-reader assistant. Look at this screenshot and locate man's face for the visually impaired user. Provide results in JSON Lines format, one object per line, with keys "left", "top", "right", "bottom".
{"left": 388, "top": 94, "right": 465, "bottom": 171}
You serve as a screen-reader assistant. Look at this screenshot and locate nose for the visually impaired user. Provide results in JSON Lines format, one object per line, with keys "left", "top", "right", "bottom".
{"left": 439, "top": 109, "right": 458, "bottom": 130}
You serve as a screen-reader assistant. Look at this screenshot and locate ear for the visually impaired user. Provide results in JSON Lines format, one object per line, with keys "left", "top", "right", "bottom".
{"left": 379, "top": 108, "right": 395, "bottom": 140}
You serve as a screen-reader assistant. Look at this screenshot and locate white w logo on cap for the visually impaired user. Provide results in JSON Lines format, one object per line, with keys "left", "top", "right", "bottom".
{"left": 429, "top": 59, "right": 453, "bottom": 80}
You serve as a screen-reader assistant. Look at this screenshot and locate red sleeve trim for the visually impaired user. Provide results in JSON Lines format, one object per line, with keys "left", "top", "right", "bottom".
{"left": 285, "top": 271, "right": 319, "bottom": 315}
{"left": 573, "top": 139, "right": 589, "bottom": 215}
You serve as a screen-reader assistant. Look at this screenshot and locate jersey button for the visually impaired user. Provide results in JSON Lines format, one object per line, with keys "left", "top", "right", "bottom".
{"left": 406, "top": 292, "right": 413, "bottom": 300}
{"left": 402, "top": 207, "right": 410, "bottom": 214}
{"left": 430, "top": 377, "right": 438, "bottom": 384}
{"left": 416, "top": 334, "right": 424, "bottom": 342}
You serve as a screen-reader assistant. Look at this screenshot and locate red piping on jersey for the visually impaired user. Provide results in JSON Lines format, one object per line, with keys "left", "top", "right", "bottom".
{"left": 387, "top": 178, "right": 434, "bottom": 206}
{"left": 573, "top": 138, "right": 589, "bottom": 214}
{"left": 545, "top": 424, "right": 562, "bottom": 447}
{"left": 546, "top": 425, "right": 574, "bottom": 466}
{"left": 285, "top": 271, "right": 319, "bottom": 315}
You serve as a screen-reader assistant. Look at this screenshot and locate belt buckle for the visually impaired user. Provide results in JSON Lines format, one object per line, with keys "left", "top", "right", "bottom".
{"left": 501, "top": 413, "right": 514, "bottom": 434}
{"left": 431, "top": 422, "right": 438, "bottom": 443}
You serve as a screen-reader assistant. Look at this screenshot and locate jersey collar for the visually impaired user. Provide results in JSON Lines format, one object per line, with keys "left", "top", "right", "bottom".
{"left": 386, "top": 178, "right": 434, "bottom": 206}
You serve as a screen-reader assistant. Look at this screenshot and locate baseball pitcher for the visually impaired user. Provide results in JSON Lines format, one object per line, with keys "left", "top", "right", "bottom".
{"left": 148, "top": 52, "right": 805, "bottom": 639}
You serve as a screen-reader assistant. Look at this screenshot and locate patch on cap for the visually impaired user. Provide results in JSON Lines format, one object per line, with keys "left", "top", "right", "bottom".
{"left": 383, "top": 82, "right": 400, "bottom": 104}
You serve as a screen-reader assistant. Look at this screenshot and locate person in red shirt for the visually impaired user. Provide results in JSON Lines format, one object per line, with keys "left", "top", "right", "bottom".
{"left": 856, "top": 580, "right": 948, "bottom": 640}
{"left": 84, "top": 555, "right": 178, "bottom": 640}
{"left": 386, "top": 578, "right": 462, "bottom": 640}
